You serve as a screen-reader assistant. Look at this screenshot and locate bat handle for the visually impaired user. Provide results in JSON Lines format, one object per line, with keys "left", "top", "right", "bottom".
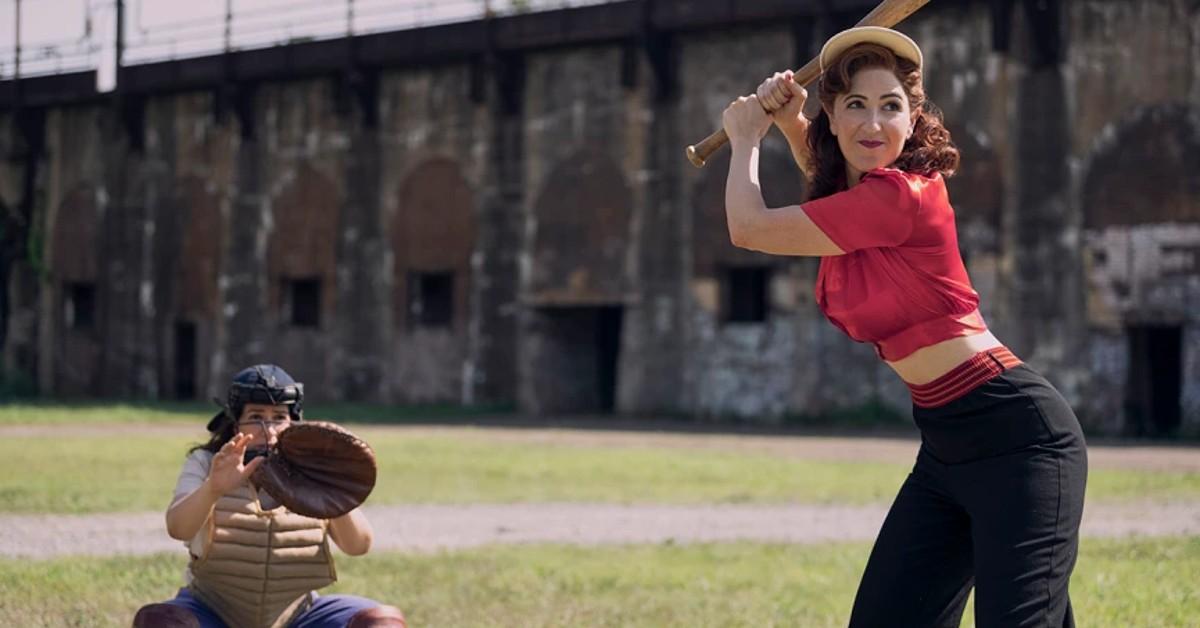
{"left": 686, "top": 128, "right": 729, "bottom": 168}
{"left": 685, "top": 0, "right": 932, "bottom": 168}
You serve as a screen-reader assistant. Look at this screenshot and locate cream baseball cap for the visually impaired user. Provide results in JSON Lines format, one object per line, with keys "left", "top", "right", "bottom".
{"left": 819, "top": 26, "right": 923, "bottom": 73}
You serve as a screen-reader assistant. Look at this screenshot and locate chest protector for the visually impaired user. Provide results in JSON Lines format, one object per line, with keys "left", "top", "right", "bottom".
{"left": 188, "top": 484, "right": 337, "bottom": 628}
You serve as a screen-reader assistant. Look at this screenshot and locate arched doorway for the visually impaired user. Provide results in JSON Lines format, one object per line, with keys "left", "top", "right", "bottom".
{"left": 1083, "top": 105, "right": 1200, "bottom": 436}
{"left": 390, "top": 158, "right": 477, "bottom": 402}
{"left": 163, "top": 176, "right": 222, "bottom": 399}
{"left": 526, "top": 151, "right": 632, "bottom": 414}
{"left": 267, "top": 161, "right": 340, "bottom": 391}
{"left": 51, "top": 185, "right": 102, "bottom": 395}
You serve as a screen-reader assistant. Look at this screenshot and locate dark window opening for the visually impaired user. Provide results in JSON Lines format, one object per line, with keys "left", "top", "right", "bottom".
{"left": 722, "top": 266, "right": 770, "bottom": 323}
{"left": 175, "top": 321, "right": 197, "bottom": 400}
{"left": 532, "top": 305, "right": 623, "bottom": 414}
{"left": 408, "top": 271, "right": 454, "bottom": 328}
{"left": 65, "top": 282, "right": 96, "bottom": 330}
{"left": 596, "top": 306, "right": 622, "bottom": 413}
{"left": 285, "top": 278, "right": 321, "bottom": 328}
{"left": 1125, "top": 325, "right": 1183, "bottom": 437}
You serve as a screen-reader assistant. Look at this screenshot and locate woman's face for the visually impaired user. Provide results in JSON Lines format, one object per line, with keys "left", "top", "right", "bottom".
{"left": 237, "top": 403, "right": 293, "bottom": 450}
{"left": 826, "top": 67, "right": 913, "bottom": 184}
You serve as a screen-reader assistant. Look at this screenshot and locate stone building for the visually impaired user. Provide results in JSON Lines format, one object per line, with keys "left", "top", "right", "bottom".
{"left": 1, "top": 0, "right": 1197, "bottom": 436}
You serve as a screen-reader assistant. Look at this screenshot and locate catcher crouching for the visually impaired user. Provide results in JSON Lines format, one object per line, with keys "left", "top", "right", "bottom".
{"left": 133, "top": 364, "right": 406, "bottom": 628}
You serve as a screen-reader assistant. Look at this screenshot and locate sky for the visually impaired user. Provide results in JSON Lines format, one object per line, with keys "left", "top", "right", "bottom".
{"left": 0, "top": 0, "right": 606, "bottom": 90}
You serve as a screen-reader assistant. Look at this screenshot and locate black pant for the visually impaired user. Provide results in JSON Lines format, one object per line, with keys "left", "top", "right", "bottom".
{"left": 849, "top": 364, "right": 1088, "bottom": 628}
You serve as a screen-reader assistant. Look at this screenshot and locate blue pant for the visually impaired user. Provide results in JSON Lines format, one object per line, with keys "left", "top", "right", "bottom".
{"left": 163, "top": 587, "right": 381, "bottom": 628}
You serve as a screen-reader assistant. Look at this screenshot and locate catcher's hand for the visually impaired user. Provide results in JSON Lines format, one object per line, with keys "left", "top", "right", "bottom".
{"left": 208, "top": 433, "right": 266, "bottom": 495}
{"left": 251, "top": 421, "right": 378, "bottom": 519}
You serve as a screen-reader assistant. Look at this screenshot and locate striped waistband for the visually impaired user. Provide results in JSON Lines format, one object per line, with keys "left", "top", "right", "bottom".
{"left": 907, "top": 346, "right": 1022, "bottom": 408}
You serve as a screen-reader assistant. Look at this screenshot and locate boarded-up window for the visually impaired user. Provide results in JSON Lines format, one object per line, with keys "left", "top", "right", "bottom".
{"left": 692, "top": 146, "right": 804, "bottom": 279}
{"left": 1084, "top": 106, "right": 1200, "bottom": 228}
{"left": 53, "top": 187, "right": 100, "bottom": 283}
{"left": 529, "top": 151, "right": 632, "bottom": 304}
{"left": 171, "top": 177, "right": 222, "bottom": 317}
{"left": 944, "top": 129, "right": 1003, "bottom": 257}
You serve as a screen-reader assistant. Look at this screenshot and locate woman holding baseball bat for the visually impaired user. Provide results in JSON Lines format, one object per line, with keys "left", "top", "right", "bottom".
{"left": 722, "top": 27, "right": 1087, "bottom": 627}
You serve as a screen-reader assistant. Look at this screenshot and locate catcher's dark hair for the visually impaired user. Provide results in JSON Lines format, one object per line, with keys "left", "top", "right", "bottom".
{"left": 190, "top": 364, "right": 304, "bottom": 455}
{"left": 805, "top": 42, "right": 959, "bottom": 201}
{"left": 190, "top": 418, "right": 240, "bottom": 455}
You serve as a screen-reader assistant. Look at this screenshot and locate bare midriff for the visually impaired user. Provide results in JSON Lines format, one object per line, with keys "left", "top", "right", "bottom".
{"left": 886, "top": 330, "right": 1005, "bottom": 386}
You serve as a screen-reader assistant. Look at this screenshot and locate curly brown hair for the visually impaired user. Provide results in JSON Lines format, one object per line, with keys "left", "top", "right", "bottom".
{"left": 805, "top": 43, "right": 959, "bottom": 201}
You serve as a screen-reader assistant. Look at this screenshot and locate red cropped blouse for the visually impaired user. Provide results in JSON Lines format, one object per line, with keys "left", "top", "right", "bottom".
{"left": 802, "top": 168, "right": 986, "bottom": 362}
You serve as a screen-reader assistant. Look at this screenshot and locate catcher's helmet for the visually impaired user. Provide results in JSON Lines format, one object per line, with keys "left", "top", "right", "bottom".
{"left": 207, "top": 364, "right": 305, "bottom": 432}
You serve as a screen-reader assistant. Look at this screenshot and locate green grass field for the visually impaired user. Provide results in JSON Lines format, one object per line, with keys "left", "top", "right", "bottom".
{"left": 1, "top": 404, "right": 1198, "bottom": 627}
{"left": 1, "top": 538, "right": 1197, "bottom": 627}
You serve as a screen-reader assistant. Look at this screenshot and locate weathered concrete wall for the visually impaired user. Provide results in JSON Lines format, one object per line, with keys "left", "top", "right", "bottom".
{"left": 1060, "top": 2, "right": 1200, "bottom": 435}
{"left": 518, "top": 45, "right": 646, "bottom": 414}
{"left": 40, "top": 107, "right": 109, "bottom": 397}
{"left": 3, "top": 0, "right": 1199, "bottom": 435}
{"left": 7, "top": 72, "right": 496, "bottom": 406}
{"left": 158, "top": 92, "right": 240, "bottom": 401}
{"left": 380, "top": 64, "right": 493, "bottom": 405}
{"left": 678, "top": 27, "right": 809, "bottom": 419}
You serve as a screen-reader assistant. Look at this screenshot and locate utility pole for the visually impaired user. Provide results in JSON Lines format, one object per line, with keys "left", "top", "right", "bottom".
{"left": 14, "top": 0, "right": 21, "bottom": 97}
{"left": 115, "top": 0, "right": 125, "bottom": 91}
{"left": 225, "top": 0, "right": 233, "bottom": 53}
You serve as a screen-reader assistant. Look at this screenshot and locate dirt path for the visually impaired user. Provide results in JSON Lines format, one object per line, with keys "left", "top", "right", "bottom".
{"left": 2, "top": 424, "right": 1197, "bottom": 560}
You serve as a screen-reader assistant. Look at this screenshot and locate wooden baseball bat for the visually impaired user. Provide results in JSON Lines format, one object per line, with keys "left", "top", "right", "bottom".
{"left": 685, "top": 0, "right": 933, "bottom": 167}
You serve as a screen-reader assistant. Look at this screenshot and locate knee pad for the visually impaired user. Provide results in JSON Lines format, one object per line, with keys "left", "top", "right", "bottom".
{"left": 131, "top": 603, "right": 200, "bottom": 628}
{"left": 347, "top": 604, "right": 407, "bottom": 628}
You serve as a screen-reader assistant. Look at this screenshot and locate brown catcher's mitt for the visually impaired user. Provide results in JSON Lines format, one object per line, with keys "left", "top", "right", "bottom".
{"left": 251, "top": 421, "right": 377, "bottom": 519}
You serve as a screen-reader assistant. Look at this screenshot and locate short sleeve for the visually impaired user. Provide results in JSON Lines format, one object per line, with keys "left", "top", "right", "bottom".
{"left": 801, "top": 168, "right": 921, "bottom": 252}
{"left": 172, "top": 449, "right": 213, "bottom": 504}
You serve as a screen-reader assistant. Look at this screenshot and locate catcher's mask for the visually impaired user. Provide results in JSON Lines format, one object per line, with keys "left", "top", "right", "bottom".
{"left": 207, "top": 364, "right": 304, "bottom": 432}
